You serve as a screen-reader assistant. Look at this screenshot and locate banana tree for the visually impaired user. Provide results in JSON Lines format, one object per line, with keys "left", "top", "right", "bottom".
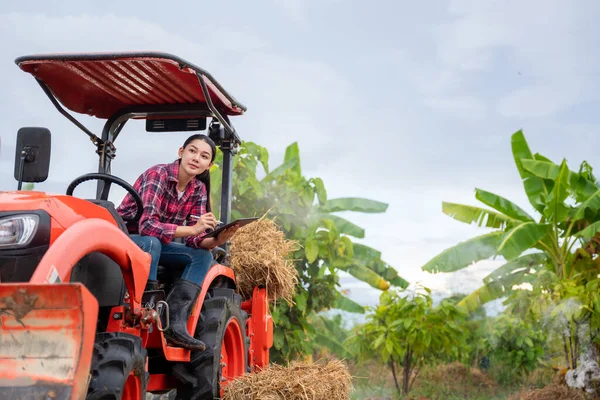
{"left": 210, "top": 140, "right": 408, "bottom": 361}
{"left": 421, "top": 130, "right": 600, "bottom": 313}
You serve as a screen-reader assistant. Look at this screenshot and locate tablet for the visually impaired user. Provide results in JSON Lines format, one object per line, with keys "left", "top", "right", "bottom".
{"left": 202, "top": 217, "right": 259, "bottom": 238}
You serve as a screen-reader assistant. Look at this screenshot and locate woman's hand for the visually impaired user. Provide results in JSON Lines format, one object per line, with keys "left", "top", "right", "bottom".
{"left": 216, "top": 224, "right": 239, "bottom": 245}
{"left": 193, "top": 212, "right": 217, "bottom": 235}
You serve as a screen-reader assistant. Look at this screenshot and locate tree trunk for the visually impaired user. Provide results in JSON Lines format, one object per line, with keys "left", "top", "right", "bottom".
{"left": 569, "top": 328, "right": 576, "bottom": 369}
{"left": 402, "top": 347, "right": 412, "bottom": 396}
{"left": 389, "top": 356, "right": 401, "bottom": 395}
{"left": 563, "top": 333, "right": 572, "bottom": 369}
{"left": 408, "top": 362, "right": 422, "bottom": 393}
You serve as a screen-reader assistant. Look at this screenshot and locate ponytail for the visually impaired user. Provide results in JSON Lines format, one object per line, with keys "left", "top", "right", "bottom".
{"left": 196, "top": 169, "right": 212, "bottom": 213}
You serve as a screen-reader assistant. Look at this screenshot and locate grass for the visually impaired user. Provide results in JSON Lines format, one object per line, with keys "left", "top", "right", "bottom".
{"left": 348, "top": 361, "right": 555, "bottom": 400}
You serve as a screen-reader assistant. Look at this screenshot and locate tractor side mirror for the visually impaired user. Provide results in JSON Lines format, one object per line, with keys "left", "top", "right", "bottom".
{"left": 13, "top": 127, "right": 51, "bottom": 190}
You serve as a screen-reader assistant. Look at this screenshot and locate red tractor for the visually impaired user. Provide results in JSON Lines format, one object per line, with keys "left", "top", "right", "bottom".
{"left": 0, "top": 52, "right": 273, "bottom": 399}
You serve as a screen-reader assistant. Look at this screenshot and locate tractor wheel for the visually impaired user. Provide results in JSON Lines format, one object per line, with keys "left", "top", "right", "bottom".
{"left": 87, "top": 332, "right": 148, "bottom": 400}
{"left": 173, "top": 287, "right": 249, "bottom": 400}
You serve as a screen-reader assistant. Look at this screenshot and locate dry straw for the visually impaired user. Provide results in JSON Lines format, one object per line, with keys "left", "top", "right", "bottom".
{"left": 508, "top": 385, "right": 587, "bottom": 400}
{"left": 507, "top": 372, "right": 589, "bottom": 400}
{"left": 222, "top": 359, "right": 353, "bottom": 400}
{"left": 229, "top": 214, "right": 300, "bottom": 304}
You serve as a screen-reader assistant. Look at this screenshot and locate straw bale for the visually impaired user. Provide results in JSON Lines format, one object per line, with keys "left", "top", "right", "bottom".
{"left": 507, "top": 384, "right": 588, "bottom": 400}
{"left": 507, "top": 372, "right": 591, "bottom": 400}
{"left": 222, "top": 359, "right": 353, "bottom": 400}
{"left": 229, "top": 215, "right": 300, "bottom": 304}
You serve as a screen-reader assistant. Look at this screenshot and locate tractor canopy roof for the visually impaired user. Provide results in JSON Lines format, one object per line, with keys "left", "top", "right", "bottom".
{"left": 15, "top": 51, "right": 246, "bottom": 120}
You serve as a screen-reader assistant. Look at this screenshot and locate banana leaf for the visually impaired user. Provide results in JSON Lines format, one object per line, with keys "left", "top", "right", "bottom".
{"left": 572, "top": 173, "right": 600, "bottom": 203}
{"left": 458, "top": 270, "right": 536, "bottom": 312}
{"left": 511, "top": 130, "right": 550, "bottom": 213}
{"left": 315, "top": 332, "right": 353, "bottom": 358}
{"left": 421, "top": 231, "right": 504, "bottom": 273}
{"left": 310, "top": 213, "right": 365, "bottom": 238}
{"left": 576, "top": 221, "right": 600, "bottom": 239}
{"left": 534, "top": 153, "right": 554, "bottom": 163}
{"left": 346, "top": 264, "right": 390, "bottom": 290}
{"left": 521, "top": 159, "right": 560, "bottom": 180}
{"left": 336, "top": 255, "right": 408, "bottom": 289}
{"left": 522, "top": 159, "right": 599, "bottom": 203}
{"left": 332, "top": 292, "right": 365, "bottom": 313}
{"left": 483, "top": 253, "right": 548, "bottom": 284}
{"left": 241, "top": 141, "right": 270, "bottom": 173}
{"left": 318, "top": 197, "right": 389, "bottom": 214}
{"left": 542, "top": 160, "right": 570, "bottom": 221}
{"left": 360, "top": 258, "right": 409, "bottom": 288}
{"left": 352, "top": 243, "right": 382, "bottom": 259}
{"left": 475, "top": 189, "right": 534, "bottom": 222}
{"left": 262, "top": 158, "right": 299, "bottom": 182}
{"left": 443, "top": 202, "right": 520, "bottom": 229}
{"left": 284, "top": 142, "right": 301, "bottom": 174}
{"left": 311, "top": 177, "right": 327, "bottom": 205}
{"left": 497, "top": 222, "right": 552, "bottom": 261}
{"left": 573, "top": 188, "right": 600, "bottom": 221}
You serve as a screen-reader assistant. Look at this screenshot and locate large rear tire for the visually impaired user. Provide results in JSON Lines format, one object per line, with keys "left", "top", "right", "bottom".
{"left": 87, "top": 332, "right": 148, "bottom": 400}
{"left": 173, "top": 288, "right": 249, "bottom": 400}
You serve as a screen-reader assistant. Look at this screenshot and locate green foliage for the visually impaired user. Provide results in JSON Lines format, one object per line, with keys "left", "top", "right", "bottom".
{"left": 480, "top": 315, "right": 547, "bottom": 383}
{"left": 311, "top": 313, "right": 354, "bottom": 360}
{"left": 503, "top": 271, "right": 600, "bottom": 371}
{"left": 214, "top": 140, "right": 407, "bottom": 362}
{"left": 422, "top": 130, "right": 600, "bottom": 313}
{"left": 421, "top": 129, "right": 600, "bottom": 377}
{"left": 346, "top": 287, "right": 470, "bottom": 396}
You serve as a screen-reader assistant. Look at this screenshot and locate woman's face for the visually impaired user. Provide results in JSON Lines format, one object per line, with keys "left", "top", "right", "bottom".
{"left": 178, "top": 139, "right": 213, "bottom": 176}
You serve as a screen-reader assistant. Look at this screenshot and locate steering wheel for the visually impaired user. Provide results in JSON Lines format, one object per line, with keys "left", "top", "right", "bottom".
{"left": 65, "top": 172, "right": 144, "bottom": 224}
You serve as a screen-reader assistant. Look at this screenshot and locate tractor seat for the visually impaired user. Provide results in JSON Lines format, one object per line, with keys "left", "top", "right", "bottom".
{"left": 86, "top": 199, "right": 129, "bottom": 234}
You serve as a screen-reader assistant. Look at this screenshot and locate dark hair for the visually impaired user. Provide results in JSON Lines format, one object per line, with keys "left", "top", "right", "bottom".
{"left": 182, "top": 133, "right": 217, "bottom": 212}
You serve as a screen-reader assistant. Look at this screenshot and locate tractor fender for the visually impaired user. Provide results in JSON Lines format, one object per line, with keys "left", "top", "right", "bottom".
{"left": 30, "top": 217, "right": 151, "bottom": 309}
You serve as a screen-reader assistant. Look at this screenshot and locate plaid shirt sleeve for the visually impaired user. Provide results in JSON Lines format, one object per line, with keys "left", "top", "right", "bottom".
{"left": 137, "top": 168, "right": 178, "bottom": 244}
{"left": 184, "top": 183, "right": 211, "bottom": 249}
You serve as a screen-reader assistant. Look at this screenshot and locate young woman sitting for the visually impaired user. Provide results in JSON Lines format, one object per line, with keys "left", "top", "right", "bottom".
{"left": 117, "top": 133, "right": 238, "bottom": 351}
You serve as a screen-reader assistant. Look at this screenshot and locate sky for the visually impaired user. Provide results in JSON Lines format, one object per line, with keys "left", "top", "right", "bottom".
{"left": 1, "top": 0, "right": 600, "bottom": 314}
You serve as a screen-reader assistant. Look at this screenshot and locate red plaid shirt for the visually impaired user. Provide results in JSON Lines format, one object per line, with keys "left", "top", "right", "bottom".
{"left": 117, "top": 159, "right": 208, "bottom": 247}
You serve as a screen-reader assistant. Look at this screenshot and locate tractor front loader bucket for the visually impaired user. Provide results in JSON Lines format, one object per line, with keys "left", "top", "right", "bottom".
{"left": 0, "top": 283, "right": 98, "bottom": 400}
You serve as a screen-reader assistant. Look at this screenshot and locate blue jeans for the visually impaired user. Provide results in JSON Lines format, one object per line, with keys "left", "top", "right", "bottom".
{"left": 130, "top": 235, "right": 161, "bottom": 281}
{"left": 130, "top": 235, "right": 213, "bottom": 285}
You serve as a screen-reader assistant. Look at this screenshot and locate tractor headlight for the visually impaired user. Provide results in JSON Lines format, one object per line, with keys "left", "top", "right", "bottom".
{"left": 0, "top": 214, "right": 39, "bottom": 247}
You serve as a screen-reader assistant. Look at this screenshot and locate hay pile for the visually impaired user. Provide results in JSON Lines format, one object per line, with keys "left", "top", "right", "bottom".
{"left": 508, "top": 372, "right": 590, "bottom": 400}
{"left": 508, "top": 384, "right": 588, "bottom": 400}
{"left": 407, "top": 362, "right": 498, "bottom": 399}
{"left": 229, "top": 216, "right": 300, "bottom": 304}
{"left": 433, "top": 362, "right": 497, "bottom": 391}
{"left": 222, "top": 359, "right": 353, "bottom": 400}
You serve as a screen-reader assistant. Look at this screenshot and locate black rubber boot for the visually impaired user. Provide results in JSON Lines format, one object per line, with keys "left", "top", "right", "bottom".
{"left": 144, "top": 279, "right": 159, "bottom": 292}
{"left": 163, "top": 279, "right": 206, "bottom": 351}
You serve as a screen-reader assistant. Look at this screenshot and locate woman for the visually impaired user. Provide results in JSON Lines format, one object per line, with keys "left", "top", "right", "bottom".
{"left": 117, "top": 133, "right": 238, "bottom": 351}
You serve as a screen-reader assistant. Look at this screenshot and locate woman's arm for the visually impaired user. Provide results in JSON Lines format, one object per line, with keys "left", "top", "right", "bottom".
{"left": 174, "top": 225, "right": 201, "bottom": 238}
{"left": 137, "top": 169, "right": 179, "bottom": 243}
{"left": 196, "top": 226, "right": 239, "bottom": 249}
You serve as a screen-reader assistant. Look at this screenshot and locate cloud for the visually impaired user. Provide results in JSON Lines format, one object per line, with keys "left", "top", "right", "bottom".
{"left": 424, "top": 95, "right": 487, "bottom": 120}
{"left": 497, "top": 84, "right": 586, "bottom": 118}
{"left": 2, "top": 3, "right": 600, "bottom": 312}
{"left": 271, "top": 0, "right": 307, "bottom": 24}
{"left": 435, "top": 0, "right": 600, "bottom": 118}
{"left": 0, "top": 12, "right": 364, "bottom": 196}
